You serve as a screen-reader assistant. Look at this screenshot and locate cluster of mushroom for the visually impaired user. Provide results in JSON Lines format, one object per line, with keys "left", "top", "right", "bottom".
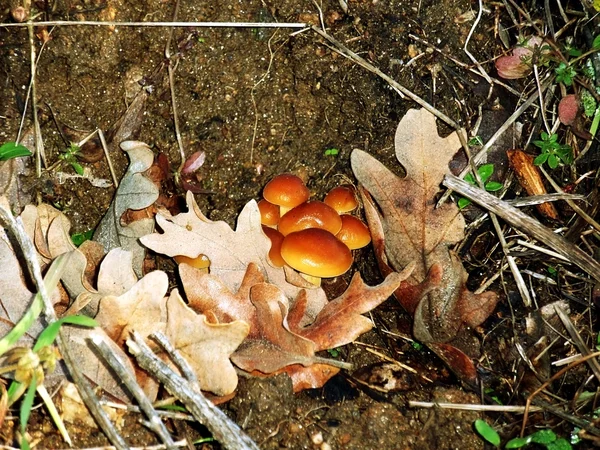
{"left": 258, "top": 174, "right": 371, "bottom": 285}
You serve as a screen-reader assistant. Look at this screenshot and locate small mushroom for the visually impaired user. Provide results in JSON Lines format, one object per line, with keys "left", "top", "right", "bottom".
{"left": 262, "top": 226, "right": 285, "bottom": 267}
{"left": 263, "top": 173, "right": 310, "bottom": 216}
{"left": 278, "top": 200, "right": 343, "bottom": 236}
{"left": 324, "top": 185, "right": 358, "bottom": 213}
{"left": 258, "top": 199, "right": 280, "bottom": 227}
{"left": 336, "top": 215, "right": 371, "bottom": 250}
{"left": 281, "top": 228, "right": 352, "bottom": 285}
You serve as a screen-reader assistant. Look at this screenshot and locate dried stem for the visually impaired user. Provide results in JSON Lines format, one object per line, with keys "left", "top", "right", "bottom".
{"left": 443, "top": 174, "right": 600, "bottom": 282}
{"left": 127, "top": 331, "right": 260, "bottom": 450}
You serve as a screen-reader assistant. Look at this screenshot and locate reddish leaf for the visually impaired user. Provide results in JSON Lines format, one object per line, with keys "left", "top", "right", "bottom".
{"left": 291, "top": 271, "right": 408, "bottom": 351}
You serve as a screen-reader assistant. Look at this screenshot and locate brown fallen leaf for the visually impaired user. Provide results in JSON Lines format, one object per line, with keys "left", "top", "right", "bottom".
{"left": 231, "top": 283, "right": 318, "bottom": 374}
{"left": 165, "top": 290, "right": 249, "bottom": 396}
{"left": 182, "top": 262, "right": 262, "bottom": 337}
{"left": 351, "top": 108, "right": 497, "bottom": 350}
{"left": 507, "top": 149, "right": 559, "bottom": 220}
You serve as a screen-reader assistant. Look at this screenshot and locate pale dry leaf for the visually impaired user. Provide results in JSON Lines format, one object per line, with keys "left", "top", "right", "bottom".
{"left": 94, "top": 270, "right": 168, "bottom": 345}
{"left": 62, "top": 248, "right": 138, "bottom": 316}
{"left": 94, "top": 141, "right": 159, "bottom": 277}
{"left": 141, "top": 191, "right": 327, "bottom": 323}
{"left": 165, "top": 289, "right": 249, "bottom": 396}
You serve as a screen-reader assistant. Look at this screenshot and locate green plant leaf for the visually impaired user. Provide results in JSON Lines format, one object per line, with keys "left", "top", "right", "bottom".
{"left": 505, "top": 436, "right": 532, "bottom": 448}
{"left": 533, "top": 153, "right": 548, "bottom": 166}
{"left": 71, "top": 162, "right": 85, "bottom": 176}
{"left": 0, "top": 142, "right": 32, "bottom": 161}
{"left": 474, "top": 419, "right": 500, "bottom": 447}
{"left": 530, "top": 429, "right": 557, "bottom": 444}
{"left": 593, "top": 34, "right": 600, "bottom": 49}
{"left": 548, "top": 154, "right": 559, "bottom": 169}
{"left": 464, "top": 173, "right": 476, "bottom": 185}
{"left": 458, "top": 197, "right": 471, "bottom": 209}
{"left": 478, "top": 164, "right": 494, "bottom": 183}
{"left": 485, "top": 181, "right": 503, "bottom": 192}
{"left": 19, "top": 374, "right": 37, "bottom": 450}
{"left": 547, "top": 438, "right": 572, "bottom": 450}
{"left": 34, "top": 315, "right": 97, "bottom": 352}
{"left": 71, "top": 229, "right": 93, "bottom": 247}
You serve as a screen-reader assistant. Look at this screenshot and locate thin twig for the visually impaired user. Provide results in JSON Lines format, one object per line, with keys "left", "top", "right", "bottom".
{"left": 90, "top": 334, "right": 177, "bottom": 450}
{"left": 151, "top": 332, "right": 199, "bottom": 390}
{"left": 27, "top": 21, "right": 45, "bottom": 177}
{"left": 553, "top": 305, "right": 600, "bottom": 382}
{"left": 409, "top": 401, "right": 542, "bottom": 413}
{"left": 443, "top": 174, "right": 600, "bottom": 282}
{"left": 127, "top": 331, "right": 260, "bottom": 450}
{"left": 463, "top": 0, "right": 493, "bottom": 84}
{"left": 0, "top": 20, "right": 308, "bottom": 28}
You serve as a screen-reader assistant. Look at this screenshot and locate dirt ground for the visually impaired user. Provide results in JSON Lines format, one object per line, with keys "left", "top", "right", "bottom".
{"left": 0, "top": 0, "right": 534, "bottom": 448}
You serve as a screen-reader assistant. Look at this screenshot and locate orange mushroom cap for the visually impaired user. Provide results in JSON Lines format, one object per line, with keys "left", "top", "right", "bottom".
{"left": 324, "top": 185, "right": 359, "bottom": 213}
{"left": 262, "top": 226, "right": 285, "bottom": 267}
{"left": 280, "top": 228, "right": 352, "bottom": 278}
{"left": 336, "top": 215, "right": 371, "bottom": 250}
{"left": 258, "top": 199, "right": 280, "bottom": 227}
{"left": 278, "top": 201, "right": 343, "bottom": 236}
{"left": 263, "top": 174, "right": 310, "bottom": 212}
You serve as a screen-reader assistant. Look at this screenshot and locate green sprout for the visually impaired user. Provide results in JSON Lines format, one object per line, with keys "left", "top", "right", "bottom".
{"left": 458, "top": 164, "right": 503, "bottom": 209}
{"left": 468, "top": 136, "right": 483, "bottom": 147}
{"left": 58, "top": 143, "right": 84, "bottom": 175}
{"left": 474, "top": 419, "right": 501, "bottom": 447}
{"left": 71, "top": 229, "right": 94, "bottom": 247}
{"left": 555, "top": 62, "right": 577, "bottom": 86}
{"left": 532, "top": 132, "right": 573, "bottom": 169}
{"left": 505, "top": 429, "right": 572, "bottom": 450}
{"left": 324, "top": 148, "right": 340, "bottom": 157}
{"left": 0, "top": 142, "right": 32, "bottom": 161}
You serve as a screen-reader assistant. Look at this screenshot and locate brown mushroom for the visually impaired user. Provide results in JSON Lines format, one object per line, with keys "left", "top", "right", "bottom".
{"left": 281, "top": 228, "right": 352, "bottom": 285}
{"left": 262, "top": 226, "right": 285, "bottom": 267}
{"left": 336, "top": 215, "right": 371, "bottom": 250}
{"left": 263, "top": 173, "right": 310, "bottom": 216}
{"left": 278, "top": 201, "right": 342, "bottom": 236}
{"left": 324, "top": 185, "right": 358, "bottom": 213}
{"left": 258, "top": 199, "right": 280, "bottom": 227}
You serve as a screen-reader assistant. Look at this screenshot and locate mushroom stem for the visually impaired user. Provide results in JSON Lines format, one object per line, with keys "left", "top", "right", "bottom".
{"left": 300, "top": 273, "right": 322, "bottom": 286}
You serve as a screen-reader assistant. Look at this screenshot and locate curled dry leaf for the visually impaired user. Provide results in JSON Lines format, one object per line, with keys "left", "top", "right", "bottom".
{"left": 495, "top": 36, "right": 546, "bottom": 80}
{"left": 94, "top": 141, "right": 159, "bottom": 277}
{"left": 352, "top": 109, "right": 498, "bottom": 382}
{"left": 507, "top": 149, "right": 559, "bottom": 220}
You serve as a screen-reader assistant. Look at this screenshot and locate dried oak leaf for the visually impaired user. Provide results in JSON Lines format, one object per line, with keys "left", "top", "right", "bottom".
{"left": 165, "top": 289, "right": 249, "bottom": 396}
{"left": 94, "top": 141, "right": 159, "bottom": 278}
{"left": 94, "top": 270, "right": 168, "bottom": 346}
{"left": 141, "top": 191, "right": 327, "bottom": 324}
{"left": 230, "top": 282, "right": 318, "bottom": 374}
{"left": 351, "top": 108, "right": 498, "bottom": 350}
{"left": 289, "top": 270, "right": 409, "bottom": 351}
{"left": 182, "top": 262, "right": 262, "bottom": 337}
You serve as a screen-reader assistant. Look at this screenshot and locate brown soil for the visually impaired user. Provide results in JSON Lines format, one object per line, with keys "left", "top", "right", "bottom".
{"left": 1, "top": 0, "right": 505, "bottom": 448}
